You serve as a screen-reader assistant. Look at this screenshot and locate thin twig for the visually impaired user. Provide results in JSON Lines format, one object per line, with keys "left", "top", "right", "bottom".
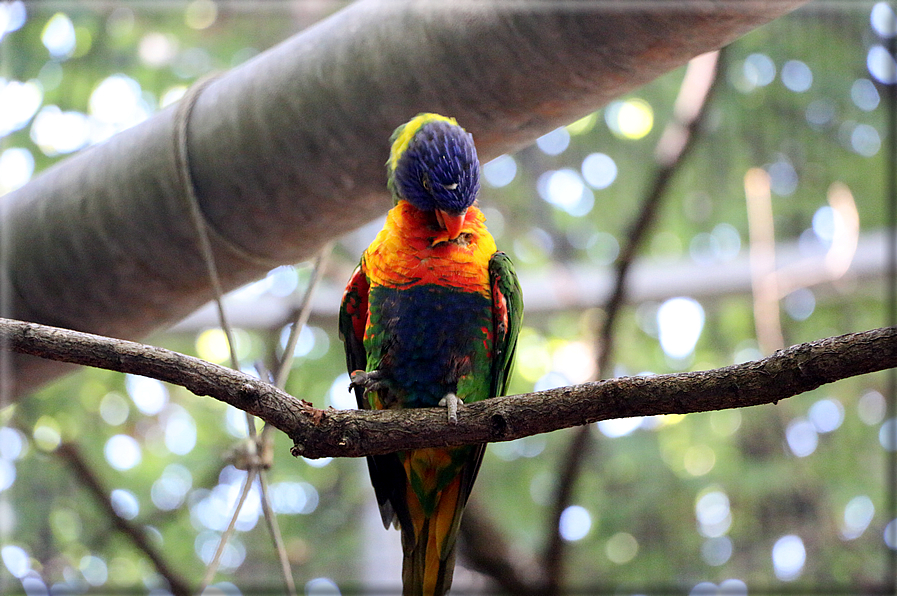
{"left": 196, "top": 468, "right": 259, "bottom": 593}
{"left": 258, "top": 472, "right": 297, "bottom": 595}
{"left": 273, "top": 244, "right": 333, "bottom": 390}
{"left": 56, "top": 443, "right": 193, "bottom": 596}
{"left": 252, "top": 245, "right": 331, "bottom": 596}
{"left": 251, "top": 361, "right": 297, "bottom": 596}
{"left": 543, "top": 50, "right": 723, "bottom": 591}
{"left": 3, "top": 317, "right": 894, "bottom": 458}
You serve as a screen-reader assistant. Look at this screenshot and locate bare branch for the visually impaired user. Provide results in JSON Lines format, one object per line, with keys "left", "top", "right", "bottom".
{"left": 56, "top": 443, "right": 192, "bottom": 596}
{"left": 2, "top": 318, "right": 894, "bottom": 459}
{"left": 459, "top": 500, "right": 546, "bottom": 594}
{"left": 542, "top": 49, "right": 724, "bottom": 591}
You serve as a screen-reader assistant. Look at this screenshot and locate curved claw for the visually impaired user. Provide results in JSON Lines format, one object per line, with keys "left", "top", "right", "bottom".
{"left": 349, "top": 369, "right": 385, "bottom": 395}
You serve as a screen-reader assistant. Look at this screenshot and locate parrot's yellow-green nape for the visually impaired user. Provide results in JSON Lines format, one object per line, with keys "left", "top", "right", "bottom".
{"left": 388, "top": 113, "right": 459, "bottom": 175}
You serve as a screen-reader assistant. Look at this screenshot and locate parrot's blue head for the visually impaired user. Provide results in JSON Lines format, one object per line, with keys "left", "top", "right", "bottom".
{"left": 387, "top": 113, "right": 480, "bottom": 239}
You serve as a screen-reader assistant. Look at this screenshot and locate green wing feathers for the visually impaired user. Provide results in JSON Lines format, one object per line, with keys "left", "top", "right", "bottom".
{"left": 489, "top": 251, "right": 523, "bottom": 399}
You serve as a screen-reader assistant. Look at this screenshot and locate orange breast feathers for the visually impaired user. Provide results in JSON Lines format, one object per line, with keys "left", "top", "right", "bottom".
{"left": 362, "top": 201, "right": 497, "bottom": 297}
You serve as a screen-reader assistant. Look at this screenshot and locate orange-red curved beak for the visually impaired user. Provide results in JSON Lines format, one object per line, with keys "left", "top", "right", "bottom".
{"left": 436, "top": 209, "right": 467, "bottom": 240}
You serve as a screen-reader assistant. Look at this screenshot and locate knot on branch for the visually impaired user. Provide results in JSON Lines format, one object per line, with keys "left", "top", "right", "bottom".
{"left": 490, "top": 412, "right": 508, "bottom": 439}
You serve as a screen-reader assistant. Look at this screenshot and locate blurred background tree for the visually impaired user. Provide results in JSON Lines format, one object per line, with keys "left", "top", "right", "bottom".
{"left": 0, "top": 1, "right": 894, "bottom": 594}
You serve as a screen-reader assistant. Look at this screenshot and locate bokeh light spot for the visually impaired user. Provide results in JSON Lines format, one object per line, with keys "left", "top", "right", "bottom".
{"left": 879, "top": 418, "right": 897, "bottom": 451}
{"left": 536, "top": 126, "right": 571, "bottom": 155}
{"left": 0, "top": 2, "right": 26, "bottom": 39}
{"left": 858, "top": 390, "right": 886, "bottom": 425}
{"left": 606, "top": 98, "right": 654, "bottom": 139}
{"left": 781, "top": 60, "right": 813, "bottom": 92}
{"left": 841, "top": 495, "right": 874, "bottom": 540}
{"left": 125, "top": 374, "right": 169, "bottom": 415}
{"left": 851, "top": 123, "right": 881, "bottom": 156}
{"left": 657, "top": 297, "right": 705, "bottom": 359}
{"left": 151, "top": 464, "right": 193, "bottom": 511}
{"left": 605, "top": 532, "right": 638, "bottom": 564}
{"left": 0, "top": 79, "right": 43, "bottom": 136}
{"left": 582, "top": 232, "right": 618, "bottom": 266}
{"left": 744, "top": 53, "right": 776, "bottom": 87}
{"left": 868, "top": 45, "right": 897, "bottom": 84}
{"left": 696, "top": 489, "right": 732, "bottom": 538}
{"left": 559, "top": 505, "right": 592, "bottom": 541}
{"left": 767, "top": 160, "right": 798, "bottom": 196}
{"left": 329, "top": 373, "right": 356, "bottom": 409}
{"left": 871, "top": 2, "right": 897, "bottom": 37}
{"left": 808, "top": 398, "right": 844, "bottom": 433}
{"left": 0, "top": 460, "right": 15, "bottom": 493}
{"left": 42, "top": 13, "right": 76, "bottom": 59}
{"left": 185, "top": 0, "right": 218, "bottom": 30}
{"left": 110, "top": 489, "right": 140, "bottom": 520}
{"left": 720, "top": 578, "right": 748, "bottom": 595}
{"left": 104, "top": 435, "right": 142, "bottom": 471}
{"left": 786, "top": 418, "right": 818, "bottom": 457}
{"left": 270, "top": 481, "right": 319, "bottom": 515}
{"left": 161, "top": 85, "right": 188, "bottom": 108}
{"left": 784, "top": 288, "right": 816, "bottom": 321}
{"left": 885, "top": 519, "right": 897, "bottom": 549}
{"left": 89, "top": 74, "right": 150, "bottom": 140}
{"left": 772, "top": 534, "right": 805, "bottom": 581}
{"left": 805, "top": 99, "right": 835, "bottom": 128}
{"left": 1, "top": 545, "right": 30, "bottom": 578}
{"left": 30, "top": 105, "right": 90, "bottom": 155}
{"left": 33, "top": 416, "right": 61, "bottom": 452}
{"left": 566, "top": 112, "right": 597, "bottom": 135}
{"left": 196, "top": 328, "right": 233, "bottom": 364}
{"left": 684, "top": 444, "right": 716, "bottom": 476}
{"left": 581, "top": 152, "right": 617, "bottom": 189}
{"left": 483, "top": 154, "right": 517, "bottom": 188}
{"left": 0, "top": 427, "right": 24, "bottom": 461}
{"left": 163, "top": 405, "right": 197, "bottom": 455}
{"left": 225, "top": 406, "right": 250, "bottom": 439}
{"left": 702, "top": 536, "right": 733, "bottom": 566}
{"left": 305, "top": 578, "right": 341, "bottom": 596}
{"left": 99, "top": 392, "right": 130, "bottom": 426}
{"left": 140, "top": 32, "right": 179, "bottom": 68}
{"left": 0, "top": 147, "right": 34, "bottom": 194}
{"left": 596, "top": 417, "right": 643, "bottom": 438}
{"left": 851, "top": 78, "right": 880, "bottom": 111}
{"left": 195, "top": 532, "right": 245, "bottom": 570}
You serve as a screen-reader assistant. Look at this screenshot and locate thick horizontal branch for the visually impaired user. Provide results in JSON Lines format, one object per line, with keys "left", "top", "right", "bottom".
{"left": 2, "top": 318, "right": 893, "bottom": 458}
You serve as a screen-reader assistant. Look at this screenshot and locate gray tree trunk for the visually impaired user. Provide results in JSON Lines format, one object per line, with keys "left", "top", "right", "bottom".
{"left": 1, "top": 0, "right": 808, "bottom": 396}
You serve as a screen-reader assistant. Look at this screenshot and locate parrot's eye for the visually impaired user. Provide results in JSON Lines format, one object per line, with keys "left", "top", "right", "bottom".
{"left": 442, "top": 183, "right": 458, "bottom": 190}
{"left": 421, "top": 176, "right": 431, "bottom": 192}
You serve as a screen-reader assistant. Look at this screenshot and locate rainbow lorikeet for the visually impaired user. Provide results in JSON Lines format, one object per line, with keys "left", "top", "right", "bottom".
{"left": 339, "top": 113, "right": 522, "bottom": 595}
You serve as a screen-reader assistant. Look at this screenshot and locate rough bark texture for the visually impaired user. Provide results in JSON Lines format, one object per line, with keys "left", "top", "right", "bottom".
{"left": 2, "top": 318, "right": 892, "bottom": 459}
{"left": 2, "top": 0, "right": 809, "bottom": 397}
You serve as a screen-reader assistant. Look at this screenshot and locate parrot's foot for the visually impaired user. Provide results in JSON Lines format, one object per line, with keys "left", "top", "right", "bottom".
{"left": 349, "top": 370, "right": 384, "bottom": 395}
{"left": 438, "top": 392, "right": 462, "bottom": 425}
